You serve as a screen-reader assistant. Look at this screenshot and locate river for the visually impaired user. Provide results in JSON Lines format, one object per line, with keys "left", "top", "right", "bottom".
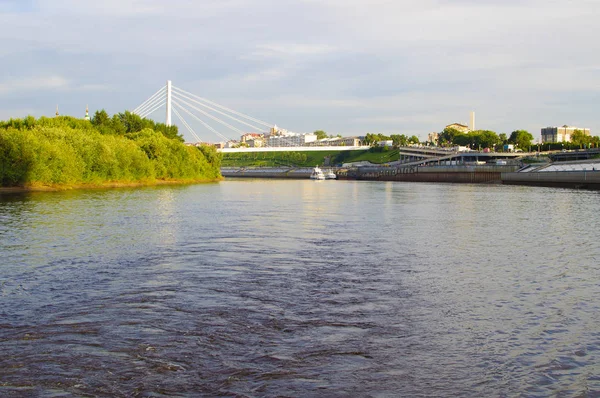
{"left": 1, "top": 180, "right": 599, "bottom": 397}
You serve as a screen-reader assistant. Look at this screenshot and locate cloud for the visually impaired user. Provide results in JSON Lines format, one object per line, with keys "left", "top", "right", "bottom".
{"left": 0, "top": 76, "right": 112, "bottom": 94}
{"left": 0, "top": 76, "right": 69, "bottom": 94}
{"left": 1, "top": 0, "right": 599, "bottom": 141}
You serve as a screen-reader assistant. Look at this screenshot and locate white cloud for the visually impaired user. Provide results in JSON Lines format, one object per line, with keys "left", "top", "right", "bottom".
{"left": 0, "top": 76, "right": 69, "bottom": 94}
{"left": 0, "top": 76, "right": 113, "bottom": 96}
{"left": 1, "top": 0, "right": 599, "bottom": 140}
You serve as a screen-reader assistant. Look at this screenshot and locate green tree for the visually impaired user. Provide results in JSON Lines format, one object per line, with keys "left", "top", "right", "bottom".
{"left": 390, "top": 134, "right": 408, "bottom": 147}
{"left": 476, "top": 130, "right": 500, "bottom": 149}
{"left": 509, "top": 130, "right": 534, "bottom": 150}
{"left": 499, "top": 133, "right": 508, "bottom": 144}
{"left": 438, "top": 127, "right": 461, "bottom": 146}
{"left": 364, "top": 133, "right": 390, "bottom": 146}
{"left": 408, "top": 135, "right": 420, "bottom": 145}
{"left": 91, "top": 110, "right": 110, "bottom": 127}
{"left": 314, "top": 130, "right": 328, "bottom": 140}
{"left": 453, "top": 133, "right": 471, "bottom": 147}
{"left": 571, "top": 129, "right": 592, "bottom": 147}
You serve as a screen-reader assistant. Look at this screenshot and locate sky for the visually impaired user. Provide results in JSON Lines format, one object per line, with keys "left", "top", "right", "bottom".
{"left": 0, "top": 0, "right": 599, "bottom": 143}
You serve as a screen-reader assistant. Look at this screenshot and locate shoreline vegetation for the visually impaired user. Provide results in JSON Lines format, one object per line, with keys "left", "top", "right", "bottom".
{"left": 221, "top": 147, "right": 400, "bottom": 168}
{"left": 0, "top": 111, "right": 222, "bottom": 191}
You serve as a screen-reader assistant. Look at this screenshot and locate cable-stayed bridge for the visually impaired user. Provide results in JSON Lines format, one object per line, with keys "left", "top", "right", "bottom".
{"left": 132, "top": 80, "right": 276, "bottom": 144}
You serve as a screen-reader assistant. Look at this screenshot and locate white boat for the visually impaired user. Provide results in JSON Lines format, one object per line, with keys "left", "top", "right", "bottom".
{"left": 325, "top": 169, "right": 336, "bottom": 179}
{"left": 310, "top": 166, "right": 325, "bottom": 180}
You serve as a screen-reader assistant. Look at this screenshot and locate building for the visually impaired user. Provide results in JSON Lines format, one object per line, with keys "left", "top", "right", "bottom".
{"left": 445, "top": 123, "right": 470, "bottom": 133}
{"left": 240, "top": 133, "right": 264, "bottom": 143}
{"left": 308, "top": 136, "right": 361, "bottom": 147}
{"left": 541, "top": 125, "right": 591, "bottom": 143}
{"left": 336, "top": 136, "right": 361, "bottom": 146}
{"left": 266, "top": 132, "right": 317, "bottom": 147}
{"left": 246, "top": 138, "right": 264, "bottom": 148}
{"left": 427, "top": 132, "right": 439, "bottom": 144}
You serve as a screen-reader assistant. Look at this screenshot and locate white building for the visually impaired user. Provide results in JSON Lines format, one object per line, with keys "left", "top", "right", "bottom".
{"left": 266, "top": 132, "right": 317, "bottom": 147}
{"left": 541, "top": 125, "right": 591, "bottom": 143}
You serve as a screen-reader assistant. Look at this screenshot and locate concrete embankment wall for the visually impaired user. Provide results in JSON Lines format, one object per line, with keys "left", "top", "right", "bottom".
{"left": 342, "top": 165, "right": 518, "bottom": 184}
{"left": 502, "top": 171, "right": 600, "bottom": 189}
{"left": 222, "top": 165, "right": 519, "bottom": 184}
{"left": 221, "top": 167, "right": 314, "bottom": 179}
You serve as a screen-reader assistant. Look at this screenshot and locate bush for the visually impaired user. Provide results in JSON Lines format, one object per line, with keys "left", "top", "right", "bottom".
{"left": 0, "top": 115, "right": 221, "bottom": 187}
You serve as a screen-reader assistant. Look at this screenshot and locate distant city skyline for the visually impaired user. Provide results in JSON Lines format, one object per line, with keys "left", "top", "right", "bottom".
{"left": 0, "top": 0, "right": 599, "bottom": 142}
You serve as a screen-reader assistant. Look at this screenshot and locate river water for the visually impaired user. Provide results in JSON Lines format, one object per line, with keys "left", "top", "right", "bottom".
{"left": 1, "top": 180, "right": 599, "bottom": 397}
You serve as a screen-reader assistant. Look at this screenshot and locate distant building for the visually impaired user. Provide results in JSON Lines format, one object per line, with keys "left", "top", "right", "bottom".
{"left": 247, "top": 138, "right": 264, "bottom": 148}
{"left": 337, "top": 136, "right": 361, "bottom": 146}
{"left": 309, "top": 136, "right": 361, "bottom": 147}
{"left": 541, "top": 125, "right": 591, "bottom": 143}
{"left": 240, "top": 133, "right": 264, "bottom": 143}
{"left": 427, "top": 132, "right": 439, "bottom": 143}
{"left": 84, "top": 105, "right": 90, "bottom": 121}
{"left": 266, "top": 132, "right": 317, "bottom": 147}
{"left": 445, "top": 123, "right": 470, "bottom": 133}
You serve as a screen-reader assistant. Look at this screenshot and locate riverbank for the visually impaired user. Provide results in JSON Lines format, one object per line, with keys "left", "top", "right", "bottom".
{"left": 222, "top": 164, "right": 518, "bottom": 184}
{"left": 0, "top": 177, "right": 223, "bottom": 193}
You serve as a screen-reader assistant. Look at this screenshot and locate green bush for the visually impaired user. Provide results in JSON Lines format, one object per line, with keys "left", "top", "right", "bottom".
{"left": 0, "top": 115, "right": 221, "bottom": 187}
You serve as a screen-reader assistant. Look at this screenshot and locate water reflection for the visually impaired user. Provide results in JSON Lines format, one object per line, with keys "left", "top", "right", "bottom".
{"left": 0, "top": 181, "right": 599, "bottom": 396}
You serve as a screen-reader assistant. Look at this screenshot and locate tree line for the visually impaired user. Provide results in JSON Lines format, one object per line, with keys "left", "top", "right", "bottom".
{"left": 0, "top": 112, "right": 221, "bottom": 187}
{"left": 314, "top": 127, "right": 599, "bottom": 151}
{"left": 437, "top": 128, "right": 534, "bottom": 150}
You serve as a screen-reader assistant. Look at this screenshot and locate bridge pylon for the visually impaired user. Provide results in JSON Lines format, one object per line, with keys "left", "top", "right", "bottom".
{"left": 166, "top": 80, "right": 172, "bottom": 127}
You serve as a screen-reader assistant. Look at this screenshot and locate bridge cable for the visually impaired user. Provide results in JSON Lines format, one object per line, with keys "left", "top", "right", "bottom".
{"left": 171, "top": 89, "right": 265, "bottom": 132}
{"left": 172, "top": 86, "right": 273, "bottom": 128}
{"left": 139, "top": 100, "right": 166, "bottom": 119}
{"left": 134, "top": 93, "right": 167, "bottom": 118}
{"left": 171, "top": 95, "right": 244, "bottom": 135}
{"left": 138, "top": 100, "right": 166, "bottom": 119}
{"left": 172, "top": 106, "right": 202, "bottom": 143}
{"left": 133, "top": 85, "right": 166, "bottom": 114}
{"left": 173, "top": 101, "right": 231, "bottom": 142}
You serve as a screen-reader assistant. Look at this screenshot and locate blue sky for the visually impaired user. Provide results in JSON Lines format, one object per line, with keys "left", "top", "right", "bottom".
{"left": 0, "top": 0, "right": 599, "bottom": 142}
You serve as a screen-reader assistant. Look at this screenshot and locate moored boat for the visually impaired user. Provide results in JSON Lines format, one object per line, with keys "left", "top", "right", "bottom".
{"left": 325, "top": 169, "right": 336, "bottom": 179}
{"left": 310, "top": 166, "right": 325, "bottom": 180}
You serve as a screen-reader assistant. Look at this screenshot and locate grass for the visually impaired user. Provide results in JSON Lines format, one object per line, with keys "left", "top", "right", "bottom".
{"left": 221, "top": 148, "right": 400, "bottom": 167}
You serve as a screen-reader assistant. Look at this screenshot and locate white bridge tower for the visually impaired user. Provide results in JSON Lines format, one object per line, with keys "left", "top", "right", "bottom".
{"left": 166, "top": 80, "right": 172, "bottom": 127}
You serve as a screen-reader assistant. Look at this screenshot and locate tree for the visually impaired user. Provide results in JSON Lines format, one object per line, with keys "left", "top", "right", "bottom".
{"left": 438, "top": 127, "right": 461, "bottom": 146}
{"left": 314, "top": 130, "right": 328, "bottom": 140}
{"left": 476, "top": 130, "right": 501, "bottom": 149}
{"left": 509, "top": 130, "right": 534, "bottom": 150}
{"left": 91, "top": 110, "right": 110, "bottom": 127}
{"left": 364, "top": 133, "right": 390, "bottom": 146}
{"left": 453, "top": 133, "right": 471, "bottom": 147}
{"left": 571, "top": 129, "right": 592, "bottom": 147}
{"left": 390, "top": 134, "right": 408, "bottom": 147}
{"left": 408, "top": 135, "right": 420, "bottom": 145}
{"left": 499, "top": 133, "right": 508, "bottom": 145}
